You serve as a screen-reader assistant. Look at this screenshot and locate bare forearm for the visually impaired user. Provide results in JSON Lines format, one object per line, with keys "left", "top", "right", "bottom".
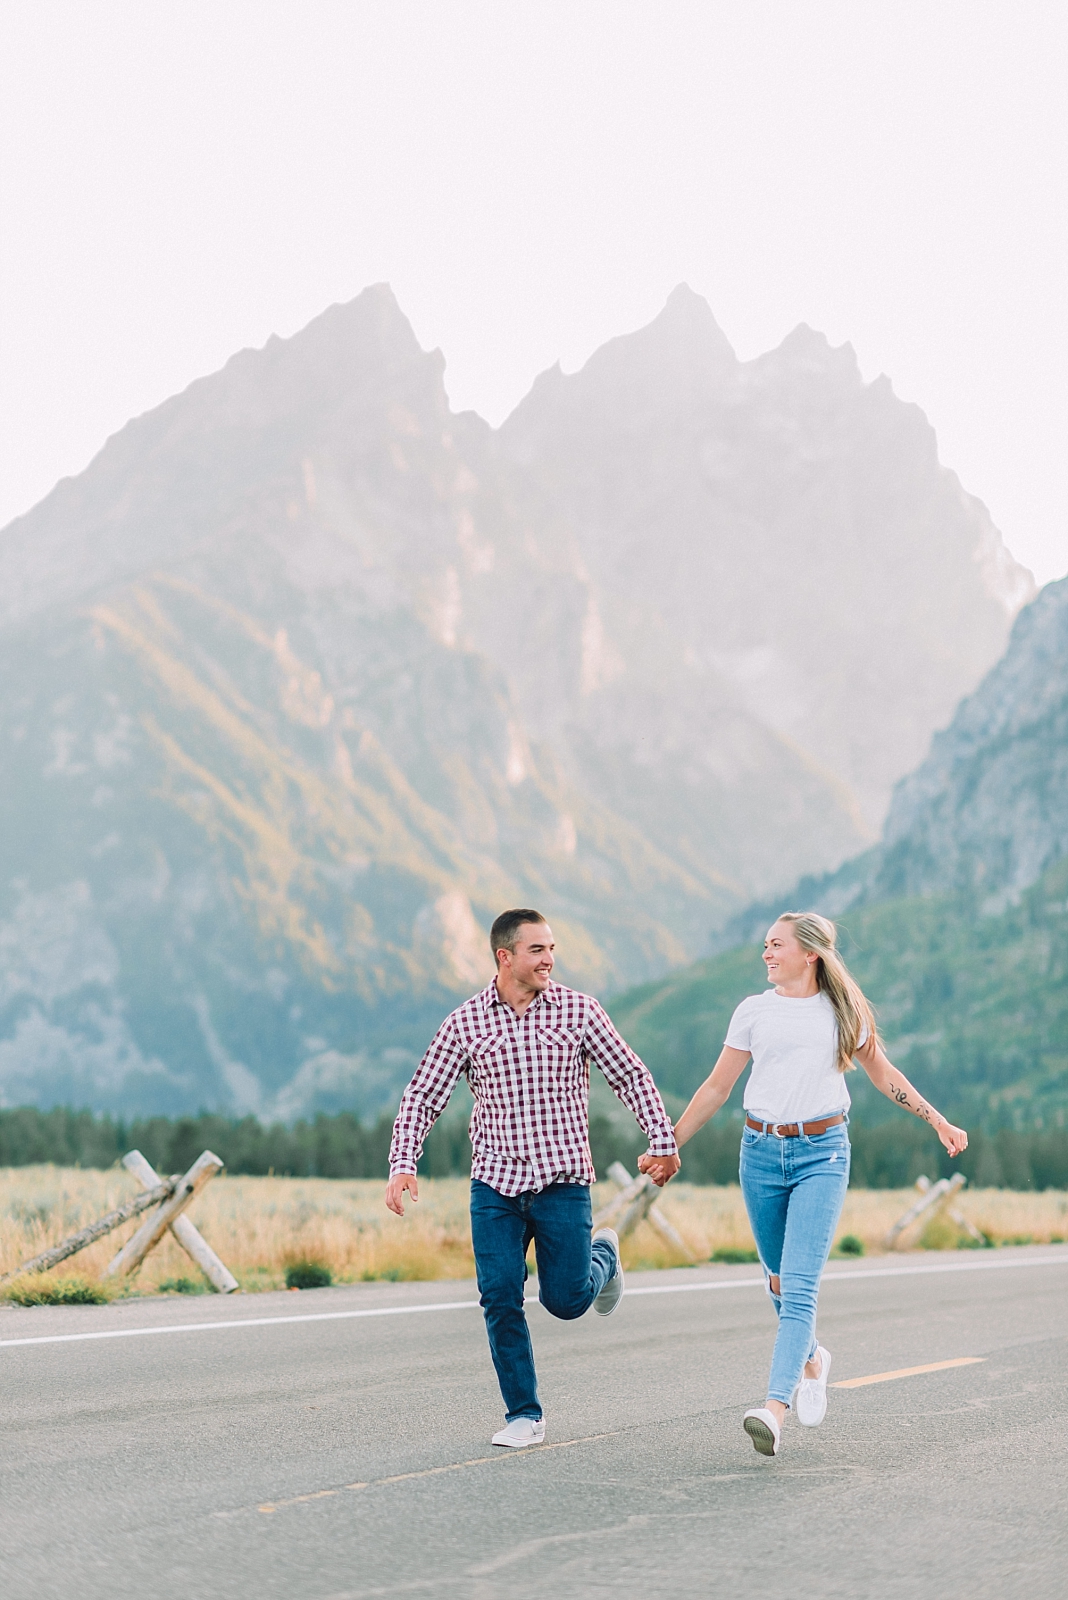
{"left": 639, "top": 1047, "right": 750, "bottom": 1184}
{"left": 862, "top": 1042, "right": 948, "bottom": 1130}
{"left": 879, "top": 1065, "right": 945, "bottom": 1128}
{"left": 672, "top": 1046, "right": 750, "bottom": 1148}
{"left": 675, "top": 1080, "right": 731, "bottom": 1147}
{"left": 858, "top": 1042, "right": 969, "bottom": 1158}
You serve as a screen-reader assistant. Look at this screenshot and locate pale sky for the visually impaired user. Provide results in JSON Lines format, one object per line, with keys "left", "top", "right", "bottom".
{"left": 2, "top": 1, "right": 1066, "bottom": 582}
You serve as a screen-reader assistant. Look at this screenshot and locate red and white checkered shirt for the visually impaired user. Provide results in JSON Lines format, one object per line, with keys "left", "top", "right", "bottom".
{"left": 389, "top": 980, "right": 677, "bottom": 1195}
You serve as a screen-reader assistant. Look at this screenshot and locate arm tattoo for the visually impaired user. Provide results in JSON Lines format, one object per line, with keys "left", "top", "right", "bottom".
{"left": 889, "top": 1080, "right": 937, "bottom": 1124}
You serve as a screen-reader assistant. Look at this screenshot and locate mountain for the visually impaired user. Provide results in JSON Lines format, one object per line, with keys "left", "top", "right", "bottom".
{"left": 874, "top": 574, "right": 1068, "bottom": 907}
{"left": 611, "top": 577, "right": 1068, "bottom": 1130}
{"left": 0, "top": 285, "right": 1032, "bottom": 1118}
{"left": 727, "top": 573, "right": 1068, "bottom": 939}
{"left": 498, "top": 285, "right": 1033, "bottom": 833}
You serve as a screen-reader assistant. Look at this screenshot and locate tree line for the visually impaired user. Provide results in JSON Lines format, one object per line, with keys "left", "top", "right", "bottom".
{"left": 1, "top": 1104, "right": 1066, "bottom": 1190}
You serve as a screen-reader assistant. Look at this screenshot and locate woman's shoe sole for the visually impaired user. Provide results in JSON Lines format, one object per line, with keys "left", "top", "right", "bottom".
{"left": 743, "top": 1415, "right": 778, "bottom": 1457}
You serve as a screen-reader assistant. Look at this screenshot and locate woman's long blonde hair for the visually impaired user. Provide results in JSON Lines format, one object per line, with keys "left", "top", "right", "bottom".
{"left": 775, "top": 911, "right": 877, "bottom": 1072}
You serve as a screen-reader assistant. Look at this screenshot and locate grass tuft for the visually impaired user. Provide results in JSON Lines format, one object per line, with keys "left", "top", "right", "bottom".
{"left": 835, "top": 1234, "right": 865, "bottom": 1256}
{"left": 4, "top": 1273, "right": 112, "bottom": 1306}
{"left": 285, "top": 1259, "right": 333, "bottom": 1290}
{"left": 157, "top": 1276, "right": 204, "bottom": 1294}
{"left": 710, "top": 1247, "right": 759, "bottom": 1264}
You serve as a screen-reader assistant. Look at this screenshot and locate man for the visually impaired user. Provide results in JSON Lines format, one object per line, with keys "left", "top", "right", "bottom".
{"left": 386, "top": 908, "right": 680, "bottom": 1449}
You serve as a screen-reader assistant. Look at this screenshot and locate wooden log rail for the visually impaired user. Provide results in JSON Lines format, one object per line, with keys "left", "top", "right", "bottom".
{"left": 592, "top": 1161, "right": 695, "bottom": 1262}
{"left": 885, "top": 1171, "right": 983, "bottom": 1248}
{"left": 0, "top": 1180, "right": 176, "bottom": 1287}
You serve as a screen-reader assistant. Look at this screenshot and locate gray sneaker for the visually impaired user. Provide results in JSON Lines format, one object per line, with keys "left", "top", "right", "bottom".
{"left": 592, "top": 1227, "right": 624, "bottom": 1315}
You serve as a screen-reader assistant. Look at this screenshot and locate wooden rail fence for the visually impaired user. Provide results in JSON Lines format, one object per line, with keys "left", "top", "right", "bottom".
{"left": 885, "top": 1172, "right": 984, "bottom": 1248}
{"left": 592, "top": 1160, "right": 695, "bottom": 1261}
{"left": 0, "top": 1148, "right": 238, "bottom": 1292}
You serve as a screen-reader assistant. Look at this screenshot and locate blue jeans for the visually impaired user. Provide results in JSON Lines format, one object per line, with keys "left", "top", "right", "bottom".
{"left": 739, "top": 1118, "right": 850, "bottom": 1406}
{"left": 470, "top": 1179, "right": 616, "bottom": 1421}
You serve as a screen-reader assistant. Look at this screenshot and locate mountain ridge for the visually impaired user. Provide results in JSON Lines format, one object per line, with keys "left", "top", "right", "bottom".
{"left": 0, "top": 284, "right": 1034, "bottom": 1118}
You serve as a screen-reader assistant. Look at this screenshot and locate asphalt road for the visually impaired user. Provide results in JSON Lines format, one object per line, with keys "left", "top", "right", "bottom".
{"left": 2, "top": 1246, "right": 1066, "bottom": 1600}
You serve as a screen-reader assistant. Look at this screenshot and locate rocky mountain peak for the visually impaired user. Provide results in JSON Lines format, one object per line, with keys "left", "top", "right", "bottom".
{"left": 208, "top": 281, "right": 446, "bottom": 424}
{"left": 753, "top": 322, "right": 862, "bottom": 385}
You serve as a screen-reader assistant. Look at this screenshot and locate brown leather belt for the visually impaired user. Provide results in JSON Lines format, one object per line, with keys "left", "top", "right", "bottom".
{"left": 745, "top": 1114, "right": 846, "bottom": 1138}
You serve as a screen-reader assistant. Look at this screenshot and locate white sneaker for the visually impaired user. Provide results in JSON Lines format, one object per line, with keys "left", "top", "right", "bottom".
{"left": 794, "top": 1345, "right": 832, "bottom": 1427}
{"left": 491, "top": 1417, "right": 546, "bottom": 1449}
{"left": 592, "top": 1227, "right": 624, "bottom": 1315}
{"left": 743, "top": 1407, "right": 781, "bottom": 1457}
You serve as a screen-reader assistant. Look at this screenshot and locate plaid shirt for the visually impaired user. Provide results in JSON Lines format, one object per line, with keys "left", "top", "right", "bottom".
{"left": 389, "top": 981, "right": 677, "bottom": 1195}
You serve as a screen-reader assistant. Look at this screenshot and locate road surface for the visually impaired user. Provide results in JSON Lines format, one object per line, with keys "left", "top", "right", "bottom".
{"left": 2, "top": 1245, "right": 1066, "bottom": 1599}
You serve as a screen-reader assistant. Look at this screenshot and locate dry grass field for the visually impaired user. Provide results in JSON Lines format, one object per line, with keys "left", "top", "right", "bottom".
{"left": 2, "top": 1166, "right": 1067, "bottom": 1300}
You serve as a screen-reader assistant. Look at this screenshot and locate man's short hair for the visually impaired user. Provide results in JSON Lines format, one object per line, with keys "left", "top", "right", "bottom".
{"left": 490, "top": 908, "right": 548, "bottom": 966}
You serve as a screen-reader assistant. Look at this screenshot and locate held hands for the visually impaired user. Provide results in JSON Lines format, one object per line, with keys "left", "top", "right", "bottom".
{"left": 637, "top": 1151, "right": 681, "bottom": 1188}
{"left": 385, "top": 1172, "right": 419, "bottom": 1215}
{"left": 936, "top": 1120, "right": 969, "bottom": 1158}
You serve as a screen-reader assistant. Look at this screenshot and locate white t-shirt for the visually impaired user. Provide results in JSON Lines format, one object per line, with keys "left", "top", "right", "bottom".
{"left": 725, "top": 989, "right": 867, "bottom": 1124}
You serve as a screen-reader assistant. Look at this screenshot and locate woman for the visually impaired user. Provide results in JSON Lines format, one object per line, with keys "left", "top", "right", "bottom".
{"left": 639, "top": 911, "right": 968, "bottom": 1459}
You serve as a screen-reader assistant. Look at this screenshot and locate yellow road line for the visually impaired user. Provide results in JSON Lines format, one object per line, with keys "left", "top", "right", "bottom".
{"left": 831, "top": 1356, "right": 986, "bottom": 1389}
{"left": 250, "top": 1430, "right": 622, "bottom": 1515}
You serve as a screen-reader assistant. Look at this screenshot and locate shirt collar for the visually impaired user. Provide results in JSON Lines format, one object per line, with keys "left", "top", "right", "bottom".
{"left": 484, "top": 980, "right": 560, "bottom": 1012}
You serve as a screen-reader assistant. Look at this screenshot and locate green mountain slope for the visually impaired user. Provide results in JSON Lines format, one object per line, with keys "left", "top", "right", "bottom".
{"left": 609, "top": 852, "right": 1068, "bottom": 1132}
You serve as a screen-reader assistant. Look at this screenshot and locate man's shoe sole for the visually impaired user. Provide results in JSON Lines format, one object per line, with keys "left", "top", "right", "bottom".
{"left": 743, "top": 1415, "right": 778, "bottom": 1457}
{"left": 593, "top": 1228, "right": 623, "bottom": 1316}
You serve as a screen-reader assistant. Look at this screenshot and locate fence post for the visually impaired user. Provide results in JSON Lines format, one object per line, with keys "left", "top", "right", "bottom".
{"left": 593, "top": 1161, "right": 695, "bottom": 1262}
{"left": 885, "top": 1171, "right": 969, "bottom": 1249}
{"left": 105, "top": 1150, "right": 224, "bottom": 1279}
{"left": 122, "top": 1150, "right": 239, "bottom": 1293}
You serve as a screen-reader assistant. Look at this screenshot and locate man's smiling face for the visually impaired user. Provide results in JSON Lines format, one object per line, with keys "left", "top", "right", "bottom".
{"left": 503, "top": 922, "right": 555, "bottom": 991}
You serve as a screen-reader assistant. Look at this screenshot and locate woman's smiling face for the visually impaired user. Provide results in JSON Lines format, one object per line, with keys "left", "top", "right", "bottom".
{"left": 763, "top": 920, "right": 817, "bottom": 989}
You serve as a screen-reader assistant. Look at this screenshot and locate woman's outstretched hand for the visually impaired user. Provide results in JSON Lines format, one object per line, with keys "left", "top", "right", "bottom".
{"left": 937, "top": 1120, "right": 969, "bottom": 1158}
{"left": 638, "top": 1151, "right": 681, "bottom": 1187}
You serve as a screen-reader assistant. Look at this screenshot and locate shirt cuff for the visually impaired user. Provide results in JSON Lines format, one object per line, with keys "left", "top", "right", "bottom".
{"left": 389, "top": 1160, "right": 418, "bottom": 1177}
{"left": 646, "top": 1129, "right": 678, "bottom": 1157}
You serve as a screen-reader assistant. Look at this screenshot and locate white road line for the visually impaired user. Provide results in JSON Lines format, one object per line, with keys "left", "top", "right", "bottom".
{"left": 627, "top": 1251, "right": 1068, "bottom": 1297}
{"left": 2, "top": 1250, "right": 1065, "bottom": 1351}
{"left": 0, "top": 1297, "right": 483, "bottom": 1349}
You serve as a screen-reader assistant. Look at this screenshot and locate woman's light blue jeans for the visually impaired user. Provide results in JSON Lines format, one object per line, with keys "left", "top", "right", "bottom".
{"left": 739, "top": 1117, "right": 850, "bottom": 1406}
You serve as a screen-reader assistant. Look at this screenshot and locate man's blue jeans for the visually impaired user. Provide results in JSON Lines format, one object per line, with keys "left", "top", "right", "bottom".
{"left": 470, "top": 1179, "right": 616, "bottom": 1421}
{"left": 739, "top": 1118, "right": 850, "bottom": 1406}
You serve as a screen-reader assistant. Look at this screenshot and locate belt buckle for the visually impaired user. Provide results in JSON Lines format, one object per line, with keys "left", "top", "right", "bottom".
{"left": 772, "top": 1122, "right": 787, "bottom": 1138}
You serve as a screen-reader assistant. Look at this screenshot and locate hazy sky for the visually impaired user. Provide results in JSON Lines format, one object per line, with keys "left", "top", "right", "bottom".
{"left": 2, "top": 1, "right": 1066, "bottom": 582}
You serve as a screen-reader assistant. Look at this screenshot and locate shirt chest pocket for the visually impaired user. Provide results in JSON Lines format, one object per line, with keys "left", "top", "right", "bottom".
{"left": 535, "top": 1028, "right": 585, "bottom": 1071}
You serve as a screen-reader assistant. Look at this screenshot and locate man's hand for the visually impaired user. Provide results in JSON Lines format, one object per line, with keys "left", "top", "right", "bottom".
{"left": 385, "top": 1172, "right": 419, "bottom": 1215}
{"left": 638, "top": 1151, "right": 681, "bottom": 1187}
